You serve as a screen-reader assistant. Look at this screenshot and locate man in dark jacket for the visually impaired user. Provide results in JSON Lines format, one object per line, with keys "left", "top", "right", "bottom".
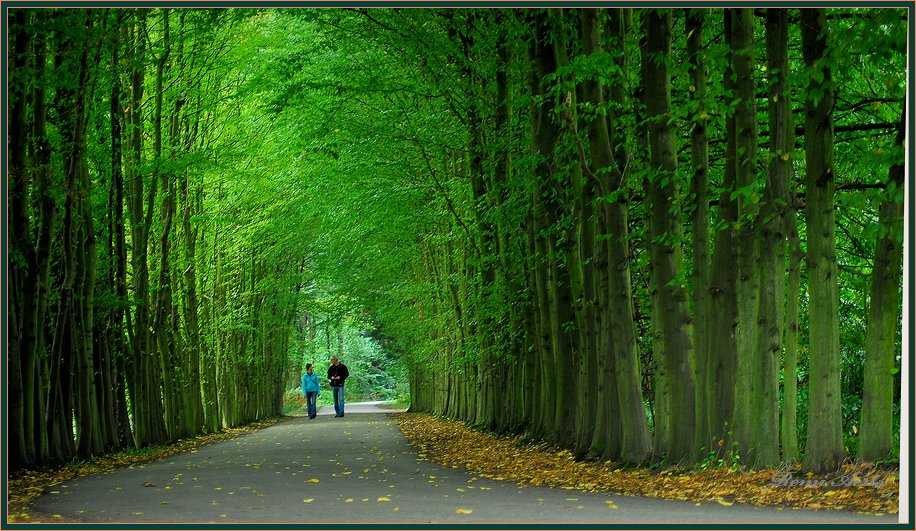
{"left": 327, "top": 356, "right": 349, "bottom": 417}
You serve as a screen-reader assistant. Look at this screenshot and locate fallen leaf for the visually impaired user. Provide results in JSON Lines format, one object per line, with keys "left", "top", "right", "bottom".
{"left": 303, "top": 499, "right": 314, "bottom": 503}
{"left": 307, "top": 478, "right": 320, "bottom": 483}
{"left": 455, "top": 508, "right": 473, "bottom": 515}
{"left": 377, "top": 496, "right": 391, "bottom": 502}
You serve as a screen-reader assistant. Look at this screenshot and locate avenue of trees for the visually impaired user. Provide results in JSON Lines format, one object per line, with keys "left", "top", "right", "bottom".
{"left": 7, "top": 9, "right": 305, "bottom": 471}
{"left": 6, "top": 7, "right": 906, "bottom": 475}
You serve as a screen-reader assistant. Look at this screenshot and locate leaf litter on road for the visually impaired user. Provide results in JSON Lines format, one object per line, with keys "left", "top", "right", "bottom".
{"left": 395, "top": 412, "right": 897, "bottom": 515}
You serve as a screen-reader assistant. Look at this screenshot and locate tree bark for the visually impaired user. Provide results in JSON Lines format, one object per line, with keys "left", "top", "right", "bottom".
{"left": 750, "top": 7, "right": 792, "bottom": 467}
{"left": 642, "top": 9, "right": 697, "bottom": 465}
{"left": 860, "top": 113, "right": 904, "bottom": 461}
{"left": 731, "top": 7, "right": 760, "bottom": 463}
{"left": 706, "top": 9, "right": 739, "bottom": 458}
{"left": 8, "top": 8, "right": 33, "bottom": 470}
{"left": 686, "top": 8, "right": 711, "bottom": 456}
{"left": 800, "top": 7, "right": 845, "bottom": 473}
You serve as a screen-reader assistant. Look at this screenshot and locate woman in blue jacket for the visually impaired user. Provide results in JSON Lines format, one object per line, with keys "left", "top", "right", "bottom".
{"left": 302, "top": 363, "right": 321, "bottom": 419}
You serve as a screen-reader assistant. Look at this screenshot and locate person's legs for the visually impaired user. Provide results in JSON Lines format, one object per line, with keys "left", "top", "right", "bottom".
{"left": 332, "top": 386, "right": 343, "bottom": 416}
{"left": 306, "top": 392, "right": 317, "bottom": 418}
{"left": 338, "top": 385, "right": 345, "bottom": 416}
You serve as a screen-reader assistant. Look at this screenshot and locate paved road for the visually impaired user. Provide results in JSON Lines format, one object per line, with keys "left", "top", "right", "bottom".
{"left": 33, "top": 403, "right": 897, "bottom": 524}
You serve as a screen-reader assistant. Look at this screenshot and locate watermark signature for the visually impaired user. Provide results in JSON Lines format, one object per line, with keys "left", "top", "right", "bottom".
{"left": 768, "top": 467, "right": 888, "bottom": 488}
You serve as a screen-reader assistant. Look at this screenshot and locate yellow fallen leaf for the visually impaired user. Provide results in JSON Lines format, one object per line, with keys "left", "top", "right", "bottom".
{"left": 455, "top": 508, "right": 473, "bottom": 515}
{"left": 307, "top": 478, "right": 320, "bottom": 483}
{"left": 377, "top": 496, "right": 391, "bottom": 502}
{"left": 605, "top": 500, "right": 618, "bottom": 509}
{"left": 345, "top": 498, "right": 353, "bottom": 503}
{"left": 715, "top": 497, "right": 734, "bottom": 506}
{"left": 303, "top": 499, "right": 314, "bottom": 503}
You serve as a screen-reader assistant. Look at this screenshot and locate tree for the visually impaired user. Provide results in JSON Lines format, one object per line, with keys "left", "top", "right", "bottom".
{"left": 642, "top": 9, "right": 697, "bottom": 465}
{"left": 800, "top": 7, "right": 845, "bottom": 473}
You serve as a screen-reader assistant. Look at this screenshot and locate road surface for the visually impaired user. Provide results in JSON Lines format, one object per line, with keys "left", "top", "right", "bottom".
{"left": 32, "top": 403, "right": 897, "bottom": 524}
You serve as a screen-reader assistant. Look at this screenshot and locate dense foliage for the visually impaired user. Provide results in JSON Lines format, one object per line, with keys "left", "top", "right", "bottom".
{"left": 6, "top": 7, "right": 905, "bottom": 474}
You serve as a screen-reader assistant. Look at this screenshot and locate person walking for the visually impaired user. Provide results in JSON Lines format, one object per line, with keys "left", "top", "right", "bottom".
{"left": 327, "top": 356, "right": 349, "bottom": 417}
{"left": 302, "top": 363, "right": 321, "bottom": 419}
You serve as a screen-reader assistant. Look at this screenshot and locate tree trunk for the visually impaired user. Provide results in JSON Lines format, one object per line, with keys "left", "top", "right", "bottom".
{"left": 589, "top": 8, "right": 650, "bottom": 465}
{"left": 528, "top": 10, "right": 561, "bottom": 442}
{"left": 706, "top": 9, "right": 739, "bottom": 457}
{"left": 550, "top": 7, "right": 594, "bottom": 456}
{"left": 731, "top": 7, "right": 760, "bottom": 463}
{"left": 859, "top": 113, "right": 904, "bottom": 461}
{"left": 747, "top": 7, "right": 792, "bottom": 468}
{"left": 686, "top": 8, "right": 711, "bottom": 456}
{"left": 31, "top": 14, "right": 54, "bottom": 465}
{"left": 800, "top": 7, "right": 845, "bottom": 473}
{"left": 642, "top": 9, "right": 697, "bottom": 465}
{"left": 125, "top": 12, "right": 169, "bottom": 447}
{"left": 8, "top": 8, "right": 33, "bottom": 470}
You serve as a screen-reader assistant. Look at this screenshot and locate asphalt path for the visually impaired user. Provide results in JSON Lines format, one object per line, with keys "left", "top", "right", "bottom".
{"left": 32, "top": 403, "right": 897, "bottom": 524}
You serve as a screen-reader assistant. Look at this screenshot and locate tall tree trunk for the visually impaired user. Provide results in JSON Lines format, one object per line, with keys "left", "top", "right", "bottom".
{"left": 71, "top": 11, "right": 104, "bottom": 459}
{"left": 782, "top": 217, "right": 803, "bottom": 462}
{"left": 686, "top": 8, "right": 711, "bottom": 456}
{"left": 152, "top": 8, "right": 180, "bottom": 440}
{"left": 731, "top": 7, "right": 760, "bottom": 463}
{"left": 30, "top": 14, "right": 54, "bottom": 465}
{"left": 459, "top": 13, "right": 498, "bottom": 432}
{"left": 8, "top": 8, "right": 33, "bottom": 470}
{"left": 706, "top": 9, "right": 739, "bottom": 457}
{"left": 528, "top": 10, "right": 561, "bottom": 442}
{"left": 126, "top": 12, "right": 169, "bottom": 446}
{"left": 109, "top": 18, "right": 135, "bottom": 447}
{"left": 642, "top": 9, "right": 697, "bottom": 465}
{"left": 550, "top": 7, "right": 594, "bottom": 456}
{"left": 750, "top": 7, "right": 792, "bottom": 468}
{"left": 591, "top": 8, "right": 650, "bottom": 465}
{"left": 800, "top": 8, "right": 845, "bottom": 473}
{"left": 860, "top": 113, "right": 905, "bottom": 461}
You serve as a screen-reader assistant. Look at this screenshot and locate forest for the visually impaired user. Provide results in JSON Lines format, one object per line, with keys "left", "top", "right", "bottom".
{"left": 5, "top": 7, "right": 907, "bottom": 476}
